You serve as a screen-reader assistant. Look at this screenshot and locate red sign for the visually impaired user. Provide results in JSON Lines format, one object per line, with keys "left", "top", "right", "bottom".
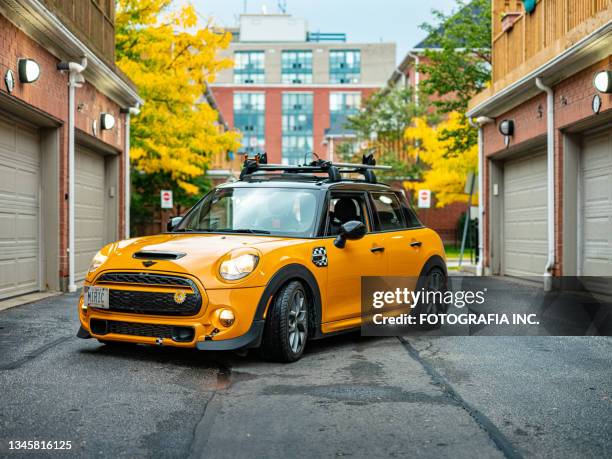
{"left": 160, "top": 190, "right": 173, "bottom": 209}
{"left": 417, "top": 189, "right": 431, "bottom": 209}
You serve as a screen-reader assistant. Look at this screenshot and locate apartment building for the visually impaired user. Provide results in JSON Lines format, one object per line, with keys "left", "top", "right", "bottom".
{"left": 0, "top": 0, "right": 141, "bottom": 298}
{"left": 209, "top": 13, "right": 395, "bottom": 170}
{"left": 467, "top": 0, "right": 611, "bottom": 284}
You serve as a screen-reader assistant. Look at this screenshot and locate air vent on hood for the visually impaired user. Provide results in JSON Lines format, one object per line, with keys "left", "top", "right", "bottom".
{"left": 133, "top": 251, "right": 186, "bottom": 260}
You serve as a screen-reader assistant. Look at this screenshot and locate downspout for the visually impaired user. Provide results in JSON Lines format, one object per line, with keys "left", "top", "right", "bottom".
{"left": 535, "top": 77, "right": 555, "bottom": 291}
{"left": 469, "top": 115, "right": 494, "bottom": 276}
{"left": 120, "top": 105, "right": 140, "bottom": 239}
{"left": 407, "top": 51, "right": 420, "bottom": 107}
{"left": 57, "top": 58, "right": 87, "bottom": 293}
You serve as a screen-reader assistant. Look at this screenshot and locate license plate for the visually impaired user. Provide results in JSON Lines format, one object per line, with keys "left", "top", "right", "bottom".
{"left": 85, "top": 286, "right": 109, "bottom": 309}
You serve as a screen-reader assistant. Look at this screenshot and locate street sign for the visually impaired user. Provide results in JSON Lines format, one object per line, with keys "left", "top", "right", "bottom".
{"left": 160, "top": 190, "right": 173, "bottom": 209}
{"left": 417, "top": 189, "right": 431, "bottom": 208}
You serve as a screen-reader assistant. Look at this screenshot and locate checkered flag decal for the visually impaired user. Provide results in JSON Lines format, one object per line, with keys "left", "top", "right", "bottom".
{"left": 312, "top": 247, "right": 328, "bottom": 267}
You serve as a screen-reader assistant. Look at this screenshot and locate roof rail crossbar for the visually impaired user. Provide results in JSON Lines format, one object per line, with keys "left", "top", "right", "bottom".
{"left": 239, "top": 155, "right": 392, "bottom": 184}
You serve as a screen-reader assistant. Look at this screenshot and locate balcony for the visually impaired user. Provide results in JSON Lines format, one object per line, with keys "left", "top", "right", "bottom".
{"left": 42, "top": 0, "right": 116, "bottom": 65}
{"left": 470, "top": 0, "right": 611, "bottom": 109}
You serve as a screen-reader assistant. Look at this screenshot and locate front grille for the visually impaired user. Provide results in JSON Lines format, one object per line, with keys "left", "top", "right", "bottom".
{"left": 91, "top": 319, "right": 195, "bottom": 342}
{"left": 108, "top": 289, "right": 201, "bottom": 316}
{"left": 93, "top": 319, "right": 174, "bottom": 339}
{"left": 95, "top": 272, "right": 202, "bottom": 316}
{"left": 97, "top": 272, "right": 192, "bottom": 287}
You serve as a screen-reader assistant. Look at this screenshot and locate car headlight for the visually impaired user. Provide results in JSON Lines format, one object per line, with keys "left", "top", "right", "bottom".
{"left": 88, "top": 251, "right": 107, "bottom": 273}
{"left": 219, "top": 253, "right": 259, "bottom": 280}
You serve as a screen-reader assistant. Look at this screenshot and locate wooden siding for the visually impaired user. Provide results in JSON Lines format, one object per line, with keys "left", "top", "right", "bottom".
{"left": 492, "top": 0, "right": 611, "bottom": 84}
{"left": 42, "top": 0, "right": 115, "bottom": 65}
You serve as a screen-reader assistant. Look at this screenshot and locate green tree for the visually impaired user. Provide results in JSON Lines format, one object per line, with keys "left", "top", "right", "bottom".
{"left": 338, "top": 87, "right": 423, "bottom": 182}
{"left": 115, "top": 0, "right": 240, "bottom": 233}
{"left": 345, "top": 87, "right": 424, "bottom": 142}
{"left": 418, "top": 0, "right": 491, "bottom": 153}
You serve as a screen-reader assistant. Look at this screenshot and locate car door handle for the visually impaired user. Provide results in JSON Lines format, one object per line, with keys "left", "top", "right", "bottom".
{"left": 370, "top": 246, "right": 385, "bottom": 253}
{"left": 410, "top": 241, "right": 422, "bottom": 248}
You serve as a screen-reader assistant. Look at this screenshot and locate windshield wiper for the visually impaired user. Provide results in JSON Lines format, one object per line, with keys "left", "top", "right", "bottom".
{"left": 173, "top": 228, "right": 271, "bottom": 234}
{"left": 173, "top": 228, "right": 217, "bottom": 233}
{"left": 216, "top": 228, "right": 271, "bottom": 234}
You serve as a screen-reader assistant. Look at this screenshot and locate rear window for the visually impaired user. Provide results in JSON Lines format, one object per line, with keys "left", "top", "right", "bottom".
{"left": 371, "top": 192, "right": 405, "bottom": 231}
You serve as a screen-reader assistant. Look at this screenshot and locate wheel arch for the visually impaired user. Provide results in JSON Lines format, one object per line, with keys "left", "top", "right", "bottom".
{"left": 418, "top": 255, "right": 448, "bottom": 279}
{"left": 255, "top": 263, "right": 323, "bottom": 339}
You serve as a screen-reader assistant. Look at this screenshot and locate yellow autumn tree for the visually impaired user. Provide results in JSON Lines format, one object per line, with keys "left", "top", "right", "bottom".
{"left": 115, "top": 0, "right": 240, "bottom": 219}
{"left": 404, "top": 112, "right": 478, "bottom": 207}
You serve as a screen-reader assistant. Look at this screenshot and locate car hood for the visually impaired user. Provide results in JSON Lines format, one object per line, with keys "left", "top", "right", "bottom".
{"left": 93, "top": 233, "right": 294, "bottom": 288}
{"left": 110, "top": 233, "right": 287, "bottom": 259}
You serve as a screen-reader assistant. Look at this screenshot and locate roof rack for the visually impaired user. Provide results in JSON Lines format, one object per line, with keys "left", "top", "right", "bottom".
{"left": 239, "top": 153, "right": 392, "bottom": 184}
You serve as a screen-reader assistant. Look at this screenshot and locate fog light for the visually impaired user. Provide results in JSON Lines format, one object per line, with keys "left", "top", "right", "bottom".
{"left": 219, "top": 309, "right": 235, "bottom": 328}
{"left": 171, "top": 326, "right": 195, "bottom": 342}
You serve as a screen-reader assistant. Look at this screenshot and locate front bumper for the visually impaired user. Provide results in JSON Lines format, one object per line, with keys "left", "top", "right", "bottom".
{"left": 78, "top": 285, "right": 266, "bottom": 350}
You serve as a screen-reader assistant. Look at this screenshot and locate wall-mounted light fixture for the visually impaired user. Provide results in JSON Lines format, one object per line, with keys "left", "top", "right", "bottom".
{"left": 100, "top": 113, "right": 115, "bottom": 130}
{"left": 498, "top": 119, "right": 514, "bottom": 147}
{"left": 498, "top": 119, "right": 514, "bottom": 136}
{"left": 4, "top": 69, "right": 15, "bottom": 93}
{"left": 593, "top": 70, "right": 612, "bottom": 93}
{"left": 18, "top": 58, "right": 40, "bottom": 83}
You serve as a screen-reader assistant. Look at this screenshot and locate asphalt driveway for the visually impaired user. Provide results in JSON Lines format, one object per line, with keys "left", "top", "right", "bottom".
{"left": 0, "top": 287, "right": 610, "bottom": 458}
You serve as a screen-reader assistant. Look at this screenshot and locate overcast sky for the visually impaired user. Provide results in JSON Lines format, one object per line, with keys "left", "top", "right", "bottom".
{"left": 183, "top": 0, "right": 458, "bottom": 64}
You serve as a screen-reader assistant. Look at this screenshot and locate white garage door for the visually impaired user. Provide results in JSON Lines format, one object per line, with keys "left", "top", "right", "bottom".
{"left": 580, "top": 130, "right": 612, "bottom": 277}
{"left": 75, "top": 145, "right": 106, "bottom": 282}
{"left": 503, "top": 152, "right": 548, "bottom": 277}
{"left": 0, "top": 118, "right": 41, "bottom": 299}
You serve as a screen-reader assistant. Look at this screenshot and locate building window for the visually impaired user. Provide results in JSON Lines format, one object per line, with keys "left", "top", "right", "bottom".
{"left": 329, "top": 92, "right": 361, "bottom": 128}
{"left": 329, "top": 50, "right": 361, "bottom": 84}
{"left": 233, "top": 93, "right": 265, "bottom": 154}
{"left": 282, "top": 93, "right": 313, "bottom": 165}
{"left": 234, "top": 51, "right": 265, "bottom": 84}
{"left": 281, "top": 51, "right": 313, "bottom": 84}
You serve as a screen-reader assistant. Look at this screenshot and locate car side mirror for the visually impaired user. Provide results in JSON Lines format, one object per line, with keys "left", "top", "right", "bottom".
{"left": 167, "top": 216, "right": 183, "bottom": 232}
{"left": 334, "top": 220, "right": 367, "bottom": 248}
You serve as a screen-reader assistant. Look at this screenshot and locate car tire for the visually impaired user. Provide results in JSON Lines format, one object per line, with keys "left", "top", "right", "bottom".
{"left": 413, "top": 267, "right": 448, "bottom": 330}
{"left": 260, "top": 280, "right": 309, "bottom": 362}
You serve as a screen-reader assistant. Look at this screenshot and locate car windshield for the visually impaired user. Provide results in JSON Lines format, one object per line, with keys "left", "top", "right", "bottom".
{"left": 175, "top": 187, "right": 320, "bottom": 237}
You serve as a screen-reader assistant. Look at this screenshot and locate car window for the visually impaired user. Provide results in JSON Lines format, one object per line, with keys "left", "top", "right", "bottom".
{"left": 177, "top": 187, "right": 320, "bottom": 237}
{"left": 371, "top": 192, "right": 405, "bottom": 231}
{"left": 325, "top": 193, "right": 369, "bottom": 236}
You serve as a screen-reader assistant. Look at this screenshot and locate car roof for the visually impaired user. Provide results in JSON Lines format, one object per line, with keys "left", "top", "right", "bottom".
{"left": 217, "top": 178, "right": 396, "bottom": 192}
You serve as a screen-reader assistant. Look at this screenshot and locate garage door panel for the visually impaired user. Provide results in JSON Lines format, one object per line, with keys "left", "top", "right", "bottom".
{"left": 0, "top": 118, "right": 40, "bottom": 299}
{"left": 0, "top": 164, "right": 17, "bottom": 194}
{"left": 16, "top": 214, "right": 38, "bottom": 241}
{"left": 0, "top": 119, "right": 16, "bottom": 150}
{"left": 0, "top": 259, "right": 17, "bottom": 297}
{"left": 75, "top": 146, "right": 107, "bottom": 282}
{"left": 503, "top": 153, "right": 547, "bottom": 278}
{"left": 16, "top": 169, "right": 39, "bottom": 199}
{"left": 581, "top": 131, "right": 612, "bottom": 280}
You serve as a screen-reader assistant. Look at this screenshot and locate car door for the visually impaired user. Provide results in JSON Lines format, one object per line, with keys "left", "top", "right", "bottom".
{"left": 323, "top": 191, "right": 387, "bottom": 324}
{"left": 369, "top": 191, "right": 428, "bottom": 280}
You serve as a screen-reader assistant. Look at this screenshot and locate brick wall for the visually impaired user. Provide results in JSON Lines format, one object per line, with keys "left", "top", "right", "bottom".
{"left": 414, "top": 201, "right": 466, "bottom": 245}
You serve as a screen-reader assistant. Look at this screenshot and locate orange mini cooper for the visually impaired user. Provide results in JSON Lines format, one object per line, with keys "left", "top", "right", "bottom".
{"left": 77, "top": 159, "right": 447, "bottom": 362}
